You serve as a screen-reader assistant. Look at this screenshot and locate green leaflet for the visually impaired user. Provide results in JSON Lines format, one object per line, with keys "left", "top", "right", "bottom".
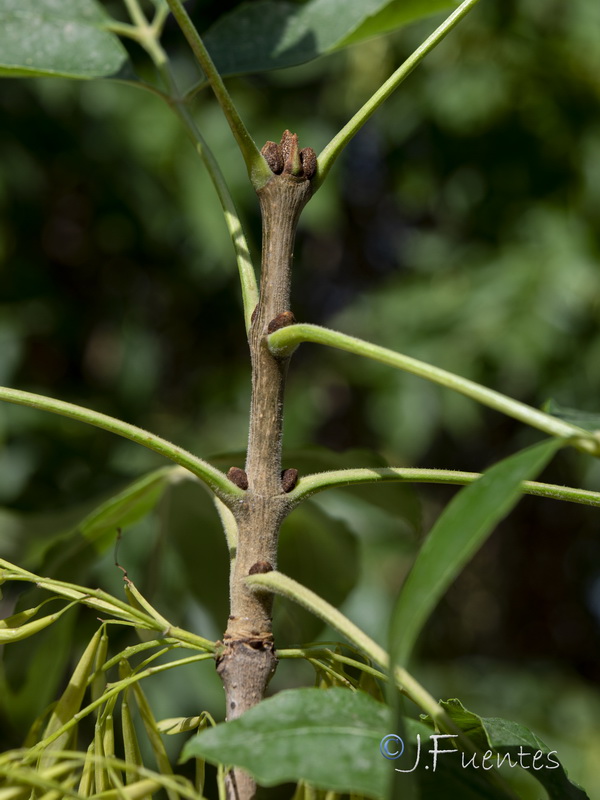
{"left": 0, "top": 0, "right": 130, "bottom": 79}
{"left": 389, "top": 438, "right": 563, "bottom": 667}
{"left": 202, "top": 0, "right": 456, "bottom": 77}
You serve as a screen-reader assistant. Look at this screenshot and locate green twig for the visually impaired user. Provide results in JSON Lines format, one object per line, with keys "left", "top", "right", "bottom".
{"left": 164, "top": 0, "right": 272, "bottom": 188}
{"left": 268, "top": 324, "right": 600, "bottom": 456}
{"left": 287, "top": 466, "right": 600, "bottom": 507}
{"left": 100, "top": 640, "right": 187, "bottom": 674}
{"left": 315, "top": 0, "right": 483, "bottom": 189}
{"left": 0, "top": 764, "right": 82, "bottom": 798}
{"left": 120, "top": 0, "right": 168, "bottom": 67}
{"left": 0, "top": 386, "right": 243, "bottom": 502}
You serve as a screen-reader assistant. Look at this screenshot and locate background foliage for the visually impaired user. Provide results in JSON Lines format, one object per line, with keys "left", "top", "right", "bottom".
{"left": 0, "top": 0, "right": 599, "bottom": 794}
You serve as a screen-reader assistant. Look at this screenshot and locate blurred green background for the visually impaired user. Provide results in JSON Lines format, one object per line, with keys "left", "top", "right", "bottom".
{"left": 0, "top": 0, "right": 599, "bottom": 795}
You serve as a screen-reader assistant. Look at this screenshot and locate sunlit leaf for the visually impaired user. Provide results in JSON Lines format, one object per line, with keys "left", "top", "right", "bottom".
{"left": 0, "top": 0, "right": 130, "bottom": 79}
{"left": 202, "top": 0, "right": 455, "bottom": 77}
{"left": 336, "top": 0, "right": 456, "bottom": 48}
{"left": 389, "top": 438, "right": 563, "bottom": 666}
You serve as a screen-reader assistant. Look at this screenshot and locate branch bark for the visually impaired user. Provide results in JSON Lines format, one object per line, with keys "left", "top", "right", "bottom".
{"left": 216, "top": 132, "right": 316, "bottom": 800}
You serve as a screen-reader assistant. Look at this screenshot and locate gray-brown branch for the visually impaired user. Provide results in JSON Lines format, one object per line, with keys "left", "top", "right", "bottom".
{"left": 216, "top": 132, "right": 315, "bottom": 800}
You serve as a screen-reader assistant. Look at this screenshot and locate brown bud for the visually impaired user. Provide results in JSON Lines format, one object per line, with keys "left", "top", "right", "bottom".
{"left": 261, "top": 131, "right": 317, "bottom": 180}
{"left": 267, "top": 311, "right": 296, "bottom": 334}
{"left": 300, "top": 148, "right": 317, "bottom": 180}
{"left": 261, "top": 140, "right": 283, "bottom": 174}
{"left": 249, "top": 561, "right": 273, "bottom": 575}
{"left": 281, "top": 468, "right": 299, "bottom": 493}
{"left": 227, "top": 466, "right": 248, "bottom": 490}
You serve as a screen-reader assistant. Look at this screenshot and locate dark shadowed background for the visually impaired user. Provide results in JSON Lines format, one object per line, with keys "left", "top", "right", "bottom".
{"left": 0, "top": 0, "right": 599, "bottom": 793}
